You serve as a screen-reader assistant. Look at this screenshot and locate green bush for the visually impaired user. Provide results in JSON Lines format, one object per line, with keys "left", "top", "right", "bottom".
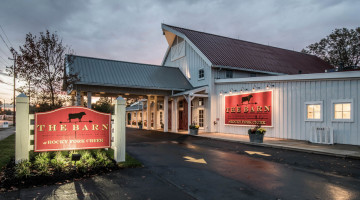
{"left": 94, "top": 150, "right": 114, "bottom": 168}
{"left": 34, "top": 152, "right": 51, "bottom": 175}
{"left": 15, "top": 160, "right": 32, "bottom": 178}
{"left": 50, "top": 152, "right": 67, "bottom": 172}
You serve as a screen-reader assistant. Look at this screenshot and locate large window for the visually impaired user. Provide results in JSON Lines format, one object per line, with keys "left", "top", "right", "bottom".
{"left": 332, "top": 99, "right": 353, "bottom": 122}
{"left": 305, "top": 101, "right": 323, "bottom": 121}
{"left": 199, "top": 109, "right": 204, "bottom": 128}
{"left": 199, "top": 69, "right": 204, "bottom": 79}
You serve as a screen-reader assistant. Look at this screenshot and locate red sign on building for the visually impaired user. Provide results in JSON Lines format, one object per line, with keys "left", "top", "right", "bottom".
{"left": 34, "top": 107, "right": 111, "bottom": 152}
{"left": 225, "top": 91, "right": 272, "bottom": 126}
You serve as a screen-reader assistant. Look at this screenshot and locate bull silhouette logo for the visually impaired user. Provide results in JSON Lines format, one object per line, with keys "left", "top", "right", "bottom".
{"left": 241, "top": 94, "right": 253, "bottom": 104}
{"left": 68, "top": 112, "right": 86, "bottom": 122}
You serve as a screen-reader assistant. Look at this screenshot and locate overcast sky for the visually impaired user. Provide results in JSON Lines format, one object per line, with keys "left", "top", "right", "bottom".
{"left": 0, "top": 0, "right": 359, "bottom": 103}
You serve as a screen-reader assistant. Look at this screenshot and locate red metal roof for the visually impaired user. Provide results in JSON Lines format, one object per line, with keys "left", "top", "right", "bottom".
{"left": 163, "top": 24, "right": 334, "bottom": 75}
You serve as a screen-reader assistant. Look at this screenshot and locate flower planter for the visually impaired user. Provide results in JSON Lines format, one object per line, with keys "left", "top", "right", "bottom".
{"left": 249, "top": 134, "right": 264, "bottom": 143}
{"left": 190, "top": 128, "right": 198, "bottom": 135}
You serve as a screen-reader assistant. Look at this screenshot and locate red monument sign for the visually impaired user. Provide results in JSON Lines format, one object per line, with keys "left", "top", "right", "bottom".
{"left": 34, "top": 107, "right": 111, "bottom": 152}
{"left": 225, "top": 91, "right": 273, "bottom": 126}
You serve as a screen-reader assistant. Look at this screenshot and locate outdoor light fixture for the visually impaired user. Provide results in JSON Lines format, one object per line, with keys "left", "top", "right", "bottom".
{"left": 252, "top": 85, "right": 260, "bottom": 91}
{"left": 240, "top": 87, "right": 247, "bottom": 93}
{"left": 220, "top": 90, "right": 223, "bottom": 95}
{"left": 229, "top": 88, "right": 236, "bottom": 94}
{"left": 266, "top": 83, "right": 275, "bottom": 90}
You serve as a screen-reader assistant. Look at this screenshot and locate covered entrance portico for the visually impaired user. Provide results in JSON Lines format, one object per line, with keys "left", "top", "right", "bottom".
{"left": 66, "top": 55, "right": 194, "bottom": 133}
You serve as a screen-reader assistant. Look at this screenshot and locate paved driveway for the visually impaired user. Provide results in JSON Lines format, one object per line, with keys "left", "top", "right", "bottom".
{"left": 126, "top": 128, "right": 360, "bottom": 200}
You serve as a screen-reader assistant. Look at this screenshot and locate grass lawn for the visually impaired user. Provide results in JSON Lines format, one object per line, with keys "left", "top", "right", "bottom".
{"left": 0, "top": 134, "right": 15, "bottom": 169}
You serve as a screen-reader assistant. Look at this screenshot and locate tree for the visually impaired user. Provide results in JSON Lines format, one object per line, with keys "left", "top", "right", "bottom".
{"left": 92, "top": 97, "right": 114, "bottom": 114}
{"left": 302, "top": 27, "right": 360, "bottom": 68}
{"left": 9, "top": 30, "right": 77, "bottom": 108}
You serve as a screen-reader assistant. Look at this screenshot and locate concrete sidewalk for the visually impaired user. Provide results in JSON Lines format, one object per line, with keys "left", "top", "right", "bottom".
{"left": 195, "top": 132, "right": 360, "bottom": 159}
{"left": 0, "top": 126, "right": 15, "bottom": 141}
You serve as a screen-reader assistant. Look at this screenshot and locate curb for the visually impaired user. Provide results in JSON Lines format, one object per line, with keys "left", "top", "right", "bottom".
{"left": 194, "top": 135, "right": 360, "bottom": 160}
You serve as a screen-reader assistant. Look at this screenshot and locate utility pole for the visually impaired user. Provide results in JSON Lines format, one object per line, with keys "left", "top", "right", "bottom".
{"left": 9, "top": 54, "right": 16, "bottom": 126}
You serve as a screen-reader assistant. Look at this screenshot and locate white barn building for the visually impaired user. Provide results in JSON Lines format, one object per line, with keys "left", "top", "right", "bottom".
{"left": 66, "top": 24, "right": 360, "bottom": 146}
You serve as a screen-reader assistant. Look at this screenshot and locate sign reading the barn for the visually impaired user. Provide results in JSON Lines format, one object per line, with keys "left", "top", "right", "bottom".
{"left": 34, "top": 107, "right": 111, "bottom": 152}
{"left": 225, "top": 91, "right": 272, "bottom": 126}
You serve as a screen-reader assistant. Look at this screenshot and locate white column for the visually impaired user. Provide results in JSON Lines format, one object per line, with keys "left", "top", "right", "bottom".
{"left": 164, "top": 96, "right": 169, "bottom": 132}
{"left": 172, "top": 98, "right": 178, "bottom": 132}
{"left": 154, "top": 95, "right": 158, "bottom": 129}
{"left": 15, "top": 93, "right": 29, "bottom": 163}
{"left": 147, "top": 96, "right": 151, "bottom": 130}
{"left": 187, "top": 95, "right": 192, "bottom": 134}
{"left": 76, "top": 90, "right": 81, "bottom": 106}
{"left": 141, "top": 101, "right": 145, "bottom": 127}
{"left": 71, "top": 95, "right": 75, "bottom": 106}
{"left": 80, "top": 94, "right": 84, "bottom": 107}
{"left": 87, "top": 92, "right": 92, "bottom": 108}
{"left": 135, "top": 111, "right": 138, "bottom": 128}
{"left": 114, "top": 96, "right": 126, "bottom": 162}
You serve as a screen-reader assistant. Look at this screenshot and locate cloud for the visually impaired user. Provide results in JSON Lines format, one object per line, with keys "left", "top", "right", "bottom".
{"left": 0, "top": 0, "right": 359, "bottom": 99}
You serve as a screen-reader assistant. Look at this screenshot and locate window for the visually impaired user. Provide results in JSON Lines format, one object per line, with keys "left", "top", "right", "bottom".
{"left": 305, "top": 101, "right": 323, "bottom": 121}
{"left": 225, "top": 70, "right": 233, "bottom": 78}
{"left": 199, "top": 110, "right": 204, "bottom": 128}
{"left": 332, "top": 99, "right": 353, "bottom": 122}
{"left": 250, "top": 73, "right": 256, "bottom": 77}
{"left": 198, "top": 98, "right": 204, "bottom": 106}
{"left": 179, "top": 100, "right": 183, "bottom": 108}
{"left": 199, "top": 69, "right": 204, "bottom": 79}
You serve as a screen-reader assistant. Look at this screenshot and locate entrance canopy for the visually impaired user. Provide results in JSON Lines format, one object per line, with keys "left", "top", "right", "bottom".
{"left": 65, "top": 55, "right": 193, "bottom": 97}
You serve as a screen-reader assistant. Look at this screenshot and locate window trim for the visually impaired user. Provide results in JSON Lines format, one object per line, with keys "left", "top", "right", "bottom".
{"left": 331, "top": 99, "right": 354, "bottom": 122}
{"left": 304, "top": 101, "right": 323, "bottom": 122}
{"left": 198, "top": 68, "right": 205, "bottom": 80}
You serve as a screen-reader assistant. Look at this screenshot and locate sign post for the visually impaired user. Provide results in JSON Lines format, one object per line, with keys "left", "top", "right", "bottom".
{"left": 15, "top": 93, "right": 30, "bottom": 164}
{"left": 114, "top": 96, "right": 126, "bottom": 162}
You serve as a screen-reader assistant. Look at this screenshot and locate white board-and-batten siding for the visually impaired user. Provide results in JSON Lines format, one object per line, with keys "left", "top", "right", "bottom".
{"left": 163, "top": 41, "right": 211, "bottom": 88}
{"left": 215, "top": 78, "right": 360, "bottom": 145}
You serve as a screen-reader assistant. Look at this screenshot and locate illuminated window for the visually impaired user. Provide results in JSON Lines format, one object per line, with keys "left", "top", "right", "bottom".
{"left": 199, "top": 69, "right": 204, "bottom": 79}
{"left": 305, "top": 101, "right": 323, "bottom": 121}
{"left": 199, "top": 109, "right": 204, "bottom": 128}
{"left": 332, "top": 99, "right": 353, "bottom": 122}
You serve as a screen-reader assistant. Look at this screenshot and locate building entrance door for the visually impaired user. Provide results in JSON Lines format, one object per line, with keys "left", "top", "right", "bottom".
{"left": 178, "top": 100, "right": 188, "bottom": 130}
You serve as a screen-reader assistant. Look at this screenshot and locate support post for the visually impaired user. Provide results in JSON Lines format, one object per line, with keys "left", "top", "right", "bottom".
{"left": 164, "top": 96, "right": 169, "bottom": 132}
{"left": 87, "top": 92, "right": 92, "bottom": 108}
{"left": 141, "top": 101, "right": 145, "bottom": 127}
{"left": 187, "top": 95, "right": 195, "bottom": 134}
{"left": 147, "top": 96, "right": 151, "bottom": 130}
{"left": 135, "top": 111, "right": 138, "bottom": 128}
{"left": 172, "top": 98, "right": 178, "bottom": 132}
{"left": 154, "top": 96, "right": 158, "bottom": 129}
{"left": 76, "top": 90, "right": 81, "bottom": 106}
{"left": 114, "top": 96, "right": 126, "bottom": 162}
{"left": 15, "top": 93, "right": 29, "bottom": 163}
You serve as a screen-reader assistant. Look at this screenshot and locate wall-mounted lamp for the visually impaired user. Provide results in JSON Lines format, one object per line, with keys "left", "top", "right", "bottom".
{"left": 220, "top": 90, "right": 227, "bottom": 95}
{"left": 240, "top": 87, "right": 248, "bottom": 93}
{"left": 229, "top": 88, "right": 237, "bottom": 94}
{"left": 266, "top": 83, "right": 275, "bottom": 90}
{"left": 252, "top": 85, "right": 260, "bottom": 92}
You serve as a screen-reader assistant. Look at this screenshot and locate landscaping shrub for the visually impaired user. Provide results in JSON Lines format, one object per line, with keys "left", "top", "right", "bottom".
{"left": 50, "top": 152, "right": 67, "bottom": 172}
{"left": 34, "top": 152, "right": 51, "bottom": 175}
{"left": 15, "top": 160, "right": 31, "bottom": 178}
{"left": 0, "top": 149, "right": 141, "bottom": 192}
